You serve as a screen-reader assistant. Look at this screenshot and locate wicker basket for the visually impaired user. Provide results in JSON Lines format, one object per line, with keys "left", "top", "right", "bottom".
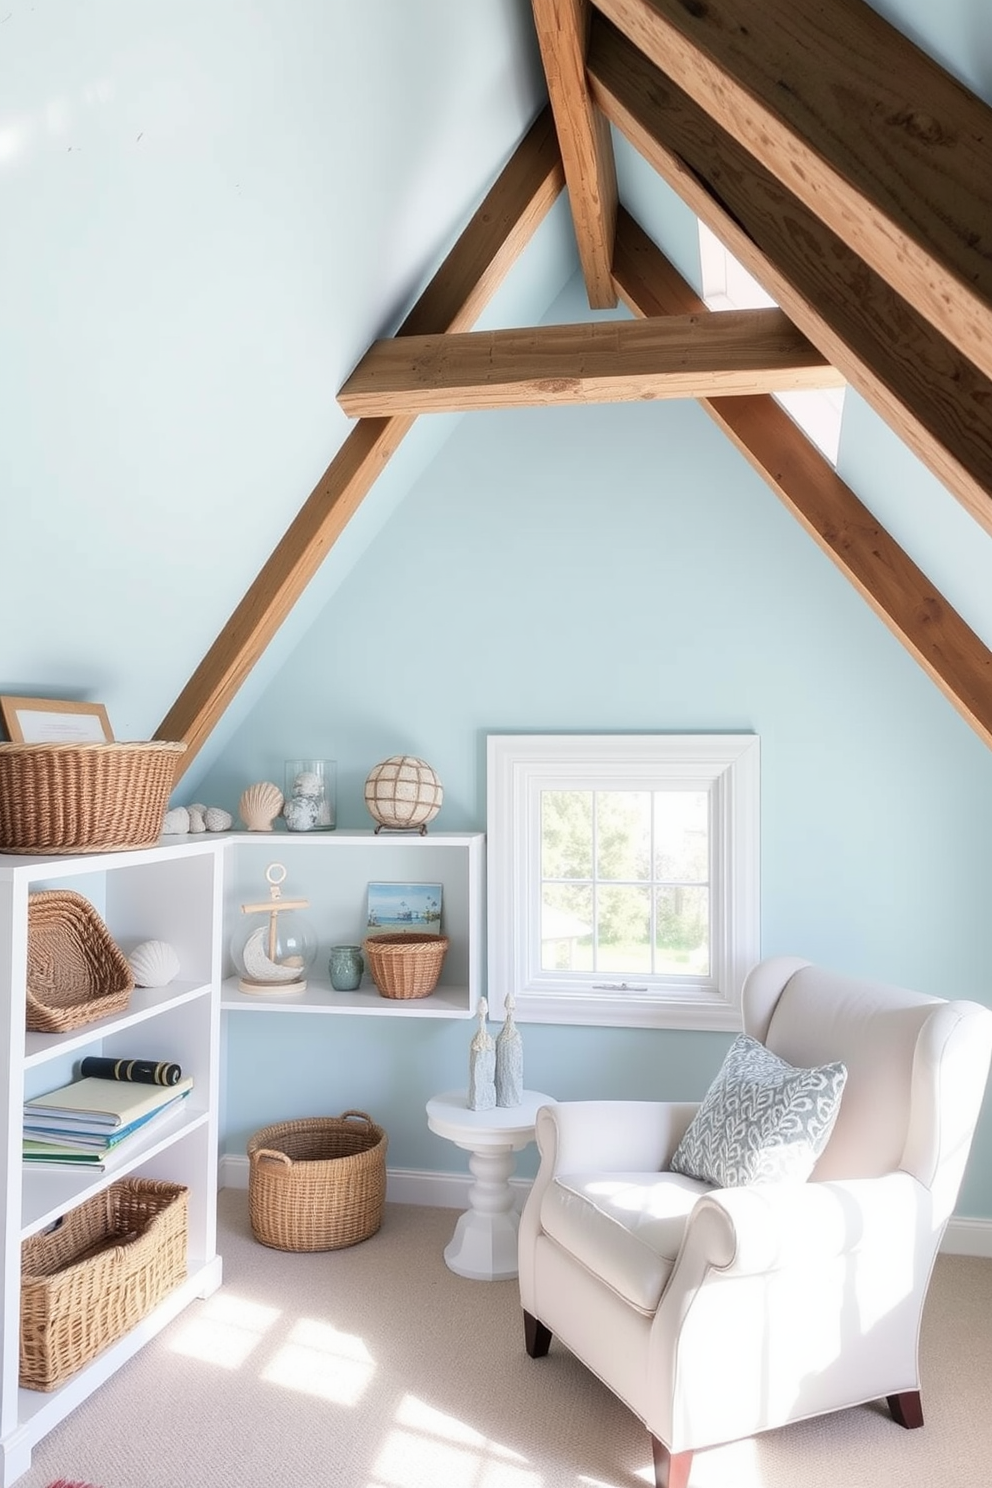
{"left": 363, "top": 933, "right": 449, "bottom": 1000}
{"left": 247, "top": 1111, "right": 387, "bottom": 1252}
{"left": 20, "top": 1178, "right": 189, "bottom": 1391}
{"left": 0, "top": 740, "right": 186, "bottom": 855}
{"left": 26, "top": 889, "right": 134, "bottom": 1033}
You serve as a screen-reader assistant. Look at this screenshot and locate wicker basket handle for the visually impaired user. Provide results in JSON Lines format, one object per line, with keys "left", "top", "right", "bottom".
{"left": 339, "top": 1109, "right": 373, "bottom": 1126}
{"left": 252, "top": 1147, "right": 293, "bottom": 1168}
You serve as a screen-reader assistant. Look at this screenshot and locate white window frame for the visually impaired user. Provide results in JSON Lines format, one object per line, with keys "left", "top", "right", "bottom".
{"left": 486, "top": 733, "right": 760, "bottom": 1030}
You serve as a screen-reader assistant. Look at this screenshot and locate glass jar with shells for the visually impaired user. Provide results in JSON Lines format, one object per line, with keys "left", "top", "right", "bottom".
{"left": 230, "top": 862, "right": 317, "bottom": 995}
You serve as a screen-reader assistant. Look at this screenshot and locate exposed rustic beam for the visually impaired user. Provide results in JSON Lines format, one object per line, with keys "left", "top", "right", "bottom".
{"left": 588, "top": 16, "right": 992, "bottom": 538}
{"left": 532, "top": 0, "right": 618, "bottom": 307}
{"left": 612, "top": 209, "right": 992, "bottom": 752}
{"left": 156, "top": 107, "right": 566, "bottom": 775}
{"left": 338, "top": 311, "right": 840, "bottom": 415}
{"left": 596, "top": 0, "right": 992, "bottom": 385}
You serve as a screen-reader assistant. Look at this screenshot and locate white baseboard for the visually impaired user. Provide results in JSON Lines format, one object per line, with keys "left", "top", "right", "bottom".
{"left": 219, "top": 1153, "right": 528, "bottom": 1210}
{"left": 218, "top": 1155, "right": 992, "bottom": 1258}
{"left": 940, "top": 1216, "right": 992, "bottom": 1258}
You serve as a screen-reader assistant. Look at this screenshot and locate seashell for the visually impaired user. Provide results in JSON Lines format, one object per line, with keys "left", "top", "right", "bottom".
{"left": 162, "top": 806, "right": 190, "bottom": 835}
{"left": 291, "top": 770, "right": 322, "bottom": 798}
{"left": 240, "top": 781, "right": 284, "bottom": 832}
{"left": 284, "top": 796, "right": 319, "bottom": 832}
{"left": 187, "top": 806, "right": 206, "bottom": 833}
{"left": 204, "top": 806, "right": 233, "bottom": 832}
{"left": 128, "top": 939, "right": 180, "bottom": 988}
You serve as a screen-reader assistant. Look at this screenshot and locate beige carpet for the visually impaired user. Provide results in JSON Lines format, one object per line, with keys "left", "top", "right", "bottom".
{"left": 15, "top": 1189, "right": 992, "bottom": 1488}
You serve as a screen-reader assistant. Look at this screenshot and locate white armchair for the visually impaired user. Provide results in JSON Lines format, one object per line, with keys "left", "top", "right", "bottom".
{"left": 518, "top": 956, "right": 992, "bottom": 1488}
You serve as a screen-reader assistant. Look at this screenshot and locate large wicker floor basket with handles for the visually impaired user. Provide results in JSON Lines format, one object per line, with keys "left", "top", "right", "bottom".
{"left": 26, "top": 888, "right": 134, "bottom": 1032}
{"left": 0, "top": 739, "right": 186, "bottom": 854}
{"left": 247, "top": 1112, "right": 388, "bottom": 1252}
{"left": 20, "top": 1178, "right": 189, "bottom": 1391}
{"left": 363, "top": 933, "right": 449, "bottom": 1000}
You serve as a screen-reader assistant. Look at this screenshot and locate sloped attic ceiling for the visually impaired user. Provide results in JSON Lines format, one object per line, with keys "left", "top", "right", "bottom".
{"left": 158, "top": 0, "right": 992, "bottom": 780}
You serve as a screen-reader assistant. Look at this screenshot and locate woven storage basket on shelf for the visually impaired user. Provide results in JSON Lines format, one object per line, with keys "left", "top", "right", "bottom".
{"left": 26, "top": 888, "right": 134, "bottom": 1033}
{"left": 20, "top": 1177, "right": 189, "bottom": 1391}
{"left": 0, "top": 739, "right": 186, "bottom": 855}
{"left": 247, "top": 1111, "right": 387, "bottom": 1252}
{"left": 363, "top": 932, "right": 449, "bottom": 1000}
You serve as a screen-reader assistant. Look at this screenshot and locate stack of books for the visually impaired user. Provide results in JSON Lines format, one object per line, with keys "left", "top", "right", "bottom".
{"left": 23, "top": 1074, "right": 194, "bottom": 1170}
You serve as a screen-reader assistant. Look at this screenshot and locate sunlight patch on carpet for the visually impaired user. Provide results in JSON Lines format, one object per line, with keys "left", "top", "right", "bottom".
{"left": 261, "top": 1318, "right": 375, "bottom": 1405}
{"left": 368, "top": 1393, "right": 538, "bottom": 1488}
{"left": 165, "top": 1291, "right": 281, "bottom": 1368}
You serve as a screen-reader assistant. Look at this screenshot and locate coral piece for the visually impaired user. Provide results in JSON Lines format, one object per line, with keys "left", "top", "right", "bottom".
{"left": 187, "top": 805, "right": 206, "bottom": 833}
{"left": 128, "top": 939, "right": 180, "bottom": 988}
{"left": 162, "top": 806, "right": 190, "bottom": 835}
{"left": 239, "top": 781, "right": 283, "bottom": 832}
{"left": 204, "top": 806, "right": 233, "bottom": 832}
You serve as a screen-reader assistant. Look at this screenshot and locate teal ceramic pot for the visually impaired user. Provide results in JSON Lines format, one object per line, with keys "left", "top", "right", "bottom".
{"left": 328, "top": 944, "right": 364, "bottom": 991}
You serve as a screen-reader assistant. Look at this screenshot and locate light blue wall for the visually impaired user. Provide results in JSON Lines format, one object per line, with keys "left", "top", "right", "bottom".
{"left": 0, "top": 0, "right": 551, "bottom": 741}
{"left": 204, "top": 274, "right": 992, "bottom": 1210}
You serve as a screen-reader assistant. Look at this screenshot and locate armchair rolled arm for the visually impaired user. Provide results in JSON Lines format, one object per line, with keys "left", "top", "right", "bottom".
{"left": 682, "top": 1170, "right": 932, "bottom": 1277}
{"left": 535, "top": 1099, "right": 700, "bottom": 1176}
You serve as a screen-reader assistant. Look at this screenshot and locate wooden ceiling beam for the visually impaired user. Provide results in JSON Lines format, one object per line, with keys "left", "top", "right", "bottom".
{"left": 532, "top": 0, "right": 618, "bottom": 308}
{"left": 156, "top": 107, "right": 565, "bottom": 776}
{"left": 612, "top": 209, "right": 992, "bottom": 752}
{"left": 596, "top": 0, "right": 992, "bottom": 385}
{"left": 588, "top": 16, "right": 992, "bottom": 538}
{"left": 338, "top": 310, "right": 840, "bottom": 415}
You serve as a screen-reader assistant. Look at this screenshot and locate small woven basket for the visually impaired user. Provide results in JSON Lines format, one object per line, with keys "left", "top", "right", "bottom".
{"left": 0, "top": 740, "right": 186, "bottom": 855}
{"left": 26, "top": 888, "right": 134, "bottom": 1033}
{"left": 247, "top": 1112, "right": 388, "bottom": 1252}
{"left": 363, "top": 933, "right": 449, "bottom": 1000}
{"left": 20, "top": 1178, "right": 189, "bottom": 1391}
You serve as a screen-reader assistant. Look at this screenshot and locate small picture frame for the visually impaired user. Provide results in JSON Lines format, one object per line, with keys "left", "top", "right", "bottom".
{"left": 0, "top": 696, "right": 114, "bottom": 744}
{"left": 367, "top": 881, "right": 443, "bottom": 936}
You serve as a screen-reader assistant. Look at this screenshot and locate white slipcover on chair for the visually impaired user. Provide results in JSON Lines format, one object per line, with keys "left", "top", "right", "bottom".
{"left": 518, "top": 956, "right": 992, "bottom": 1488}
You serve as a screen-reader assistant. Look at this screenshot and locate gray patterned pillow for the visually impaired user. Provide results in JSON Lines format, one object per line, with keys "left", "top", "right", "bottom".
{"left": 670, "top": 1034, "right": 847, "bottom": 1187}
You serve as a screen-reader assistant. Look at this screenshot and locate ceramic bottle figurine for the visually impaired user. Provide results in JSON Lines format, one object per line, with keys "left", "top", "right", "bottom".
{"left": 495, "top": 993, "right": 523, "bottom": 1107}
{"left": 468, "top": 997, "right": 496, "bottom": 1111}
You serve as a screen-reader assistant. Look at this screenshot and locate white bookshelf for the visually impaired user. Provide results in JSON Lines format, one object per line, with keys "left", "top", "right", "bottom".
{"left": 0, "top": 827, "right": 485, "bottom": 1483}
{"left": 0, "top": 840, "right": 225, "bottom": 1487}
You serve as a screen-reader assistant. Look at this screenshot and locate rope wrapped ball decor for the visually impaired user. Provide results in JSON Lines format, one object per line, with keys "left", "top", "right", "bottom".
{"left": 364, "top": 755, "right": 443, "bottom": 834}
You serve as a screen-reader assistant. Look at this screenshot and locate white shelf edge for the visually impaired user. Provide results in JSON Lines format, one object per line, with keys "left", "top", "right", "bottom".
{"left": 21, "top": 1108, "right": 212, "bottom": 1238}
{"left": 24, "top": 981, "right": 213, "bottom": 1068}
{"left": 220, "top": 976, "right": 472, "bottom": 1018}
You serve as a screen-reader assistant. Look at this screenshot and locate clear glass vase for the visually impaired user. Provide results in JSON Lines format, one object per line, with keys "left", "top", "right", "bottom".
{"left": 283, "top": 759, "right": 336, "bottom": 832}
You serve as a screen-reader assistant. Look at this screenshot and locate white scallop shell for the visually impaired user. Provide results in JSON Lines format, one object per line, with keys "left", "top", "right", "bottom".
{"left": 128, "top": 939, "right": 181, "bottom": 988}
{"left": 239, "top": 781, "right": 284, "bottom": 832}
{"left": 162, "top": 806, "right": 190, "bottom": 835}
{"left": 204, "top": 806, "right": 233, "bottom": 832}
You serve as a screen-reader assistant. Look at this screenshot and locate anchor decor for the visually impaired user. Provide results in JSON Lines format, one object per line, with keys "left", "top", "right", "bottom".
{"left": 231, "top": 862, "right": 317, "bottom": 995}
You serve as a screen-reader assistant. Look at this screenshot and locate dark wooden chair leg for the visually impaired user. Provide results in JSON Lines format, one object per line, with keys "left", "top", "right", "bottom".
{"left": 523, "top": 1309, "right": 552, "bottom": 1358}
{"left": 651, "top": 1435, "right": 693, "bottom": 1488}
{"left": 887, "top": 1390, "right": 924, "bottom": 1429}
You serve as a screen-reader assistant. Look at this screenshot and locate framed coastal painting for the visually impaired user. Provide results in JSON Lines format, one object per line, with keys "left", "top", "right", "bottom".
{"left": 0, "top": 696, "right": 114, "bottom": 744}
{"left": 367, "top": 881, "right": 443, "bottom": 936}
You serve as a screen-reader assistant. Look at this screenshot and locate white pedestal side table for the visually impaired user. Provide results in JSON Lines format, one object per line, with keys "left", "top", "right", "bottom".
{"left": 426, "top": 1088, "right": 555, "bottom": 1281}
